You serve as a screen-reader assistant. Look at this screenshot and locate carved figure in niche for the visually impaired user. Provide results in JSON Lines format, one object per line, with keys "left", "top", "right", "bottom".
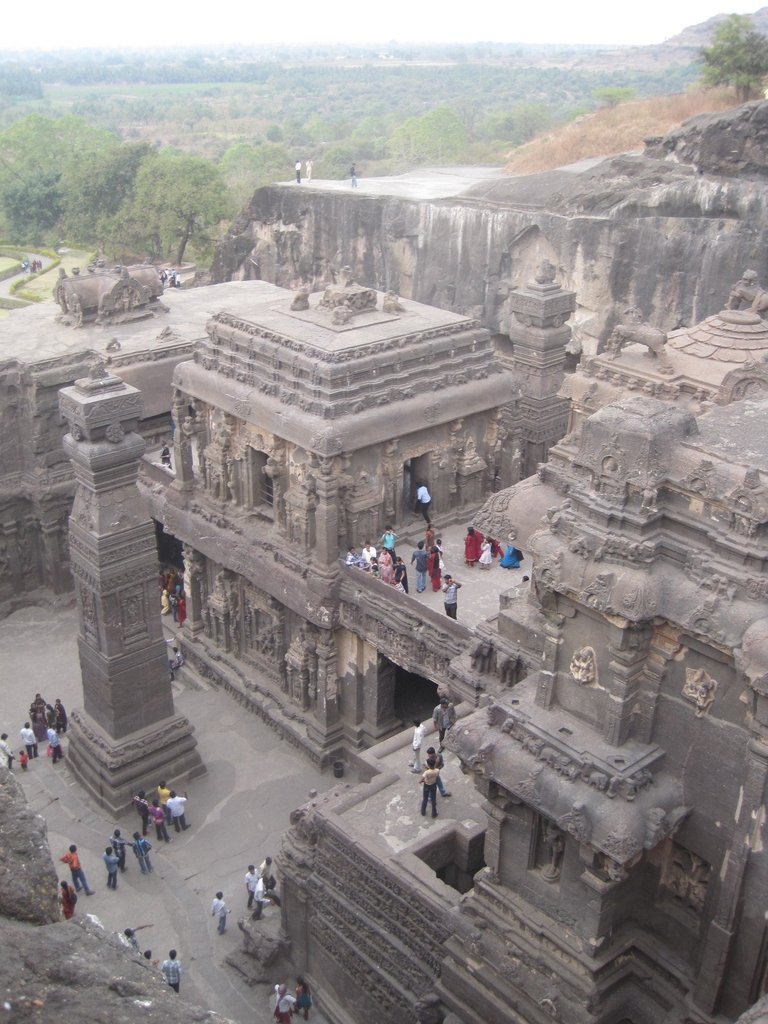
{"left": 665, "top": 845, "right": 711, "bottom": 912}
{"left": 290, "top": 286, "right": 310, "bottom": 311}
{"left": 727, "top": 269, "right": 762, "bottom": 310}
{"left": 682, "top": 667, "right": 717, "bottom": 717}
{"left": 534, "top": 259, "right": 557, "bottom": 285}
{"left": 541, "top": 822, "right": 565, "bottom": 882}
{"left": 606, "top": 307, "right": 669, "bottom": 365}
{"left": 569, "top": 646, "right": 597, "bottom": 684}
{"left": 596, "top": 853, "right": 626, "bottom": 882}
{"left": 383, "top": 291, "right": 405, "bottom": 313}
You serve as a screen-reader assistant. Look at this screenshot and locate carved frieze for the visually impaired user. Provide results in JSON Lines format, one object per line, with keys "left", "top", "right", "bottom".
{"left": 682, "top": 668, "right": 717, "bottom": 717}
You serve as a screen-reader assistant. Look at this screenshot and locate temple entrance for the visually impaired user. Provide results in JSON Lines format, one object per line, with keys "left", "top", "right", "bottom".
{"left": 154, "top": 519, "right": 183, "bottom": 569}
{"left": 390, "top": 661, "right": 439, "bottom": 726}
{"left": 402, "top": 452, "right": 433, "bottom": 522}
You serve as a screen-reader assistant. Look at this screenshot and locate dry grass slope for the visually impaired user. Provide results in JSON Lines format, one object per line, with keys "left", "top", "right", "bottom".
{"left": 505, "top": 89, "right": 738, "bottom": 173}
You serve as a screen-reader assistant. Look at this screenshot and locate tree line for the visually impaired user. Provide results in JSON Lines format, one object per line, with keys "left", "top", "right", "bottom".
{"left": 0, "top": 23, "right": 765, "bottom": 259}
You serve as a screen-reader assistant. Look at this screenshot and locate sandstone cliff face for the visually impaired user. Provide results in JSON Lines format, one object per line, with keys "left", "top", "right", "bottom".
{"left": 211, "top": 102, "right": 768, "bottom": 355}
{"left": 0, "top": 765, "right": 59, "bottom": 925}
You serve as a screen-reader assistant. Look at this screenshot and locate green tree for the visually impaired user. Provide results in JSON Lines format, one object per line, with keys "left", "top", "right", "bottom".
{"left": 2, "top": 169, "right": 62, "bottom": 242}
{"left": 593, "top": 87, "right": 635, "bottom": 108}
{"left": 124, "top": 152, "right": 231, "bottom": 264}
{"left": 388, "top": 106, "right": 468, "bottom": 164}
{"left": 60, "top": 142, "right": 153, "bottom": 243}
{"left": 700, "top": 14, "right": 768, "bottom": 102}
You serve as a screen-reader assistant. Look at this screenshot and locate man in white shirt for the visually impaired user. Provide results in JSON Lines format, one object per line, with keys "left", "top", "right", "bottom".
{"left": 20, "top": 721, "right": 37, "bottom": 759}
{"left": 361, "top": 541, "right": 377, "bottom": 565}
{"left": 245, "top": 865, "right": 259, "bottom": 908}
{"left": 211, "top": 891, "right": 228, "bottom": 934}
{"left": 251, "top": 873, "right": 271, "bottom": 919}
{"left": 409, "top": 719, "right": 426, "bottom": 773}
{"left": 415, "top": 482, "right": 432, "bottom": 522}
{"left": 166, "top": 791, "right": 189, "bottom": 832}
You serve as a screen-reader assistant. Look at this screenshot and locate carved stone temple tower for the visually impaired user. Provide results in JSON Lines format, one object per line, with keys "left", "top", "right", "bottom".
{"left": 59, "top": 367, "right": 204, "bottom": 813}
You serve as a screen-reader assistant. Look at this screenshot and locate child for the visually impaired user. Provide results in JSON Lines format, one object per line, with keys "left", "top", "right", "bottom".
{"left": 19, "top": 749, "right": 29, "bottom": 770}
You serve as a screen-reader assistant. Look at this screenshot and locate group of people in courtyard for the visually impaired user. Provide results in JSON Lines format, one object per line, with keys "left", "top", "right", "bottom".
{"left": 409, "top": 697, "right": 458, "bottom": 818}
{"left": 344, "top": 510, "right": 525, "bottom": 620}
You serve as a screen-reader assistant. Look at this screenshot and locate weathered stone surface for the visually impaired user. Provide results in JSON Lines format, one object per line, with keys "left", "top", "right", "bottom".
{"left": 0, "top": 766, "right": 58, "bottom": 925}
{"left": 0, "top": 914, "right": 233, "bottom": 1024}
{"left": 645, "top": 100, "right": 768, "bottom": 179}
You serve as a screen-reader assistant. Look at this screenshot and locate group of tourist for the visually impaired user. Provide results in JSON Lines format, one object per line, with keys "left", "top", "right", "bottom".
{"left": 159, "top": 268, "right": 181, "bottom": 288}
{"left": 274, "top": 978, "right": 313, "bottom": 1021}
{"left": 410, "top": 697, "right": 458, "bottom": 817}
{"left": 463, "top": 525, "right": 523, "bottom": 570}
{"left": 160, "top": 567, "right": 187, "bottom": 627}
{"left": 21, "top": 258, "right": 43, "bottom": 274}
{"left": 3, "top": 694, "right": 69, "bottom": 770}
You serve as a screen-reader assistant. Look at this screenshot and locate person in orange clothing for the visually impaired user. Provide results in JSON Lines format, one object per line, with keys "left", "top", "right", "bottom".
{"left": 59, "top": 880, "right": 78, "bottom": 919}
{"left": 59, "top": 844, "right": 94, "bottom": 895}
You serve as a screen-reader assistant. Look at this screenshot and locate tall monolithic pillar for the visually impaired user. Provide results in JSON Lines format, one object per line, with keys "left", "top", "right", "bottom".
{"left": 59, "top": 367, "right": 204, "bottom": 813}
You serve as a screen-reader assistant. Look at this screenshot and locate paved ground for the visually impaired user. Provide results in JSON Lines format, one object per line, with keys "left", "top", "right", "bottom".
{"left": 1, "top": 602, "right": 334, "bottom": 1024}
{"left": 278, "top": 165, "right": 504, "bottom": 200}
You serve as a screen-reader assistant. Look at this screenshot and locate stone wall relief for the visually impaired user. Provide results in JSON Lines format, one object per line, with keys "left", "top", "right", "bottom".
{"left": 569, "top": 646, "right": 598, "bottom": 686}
{"left": 661, "top": 841, "right": 711, "bottom": 914}
{"left": 682, "top": 667, "right": 718, "bottom": 717}
{"left": 284, "top": 625, "right": 318, "bottom": 709}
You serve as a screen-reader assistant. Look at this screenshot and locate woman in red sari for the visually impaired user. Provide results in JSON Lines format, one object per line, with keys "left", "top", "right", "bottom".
{"left": 428, "top": 545, "right": 442, "bottom": 592}
{"left": 464, "top": 526, "right": 484, "bottom": 567}
{"left": 177, "top": 594, "right": 187, "bottom": 628}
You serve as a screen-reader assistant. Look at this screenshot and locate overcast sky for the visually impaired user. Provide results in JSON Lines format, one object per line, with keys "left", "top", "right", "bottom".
{"left": 2, "top": 1, "right": 763, "bottom": 51}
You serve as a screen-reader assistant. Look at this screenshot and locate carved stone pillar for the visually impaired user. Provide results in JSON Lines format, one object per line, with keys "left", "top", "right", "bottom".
{"left": 506, "top": 261, "right": 574, "bottom": 476}
{"left": 171, "top": 388, "right": 195, "bottom": 489}
{"left": 40, "top": 517, "right": 68, "bottom": 593}
{"left": 182, "top": 543, "right": 205, "bottom": 639}
{"left": 694, "top": 736, "right": 768, "bottom": 1013}
{"left": 308, "top": 630, "right": 343, "bottom": 750}
{"left": 59, "top": 368, "right": 204, "bottom": 814}
{"left": 312, "top": 457, "right": 340, "bottom": 566}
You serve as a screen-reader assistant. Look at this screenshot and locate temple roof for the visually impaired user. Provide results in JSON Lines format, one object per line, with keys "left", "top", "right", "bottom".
{"left": 667, "top": 309, "right": 768, "bottom": 363}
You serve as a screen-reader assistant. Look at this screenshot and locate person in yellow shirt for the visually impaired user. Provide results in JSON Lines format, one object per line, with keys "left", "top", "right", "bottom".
{"left": 419, "top": 758, "right": 440, "bottom": 819}
{"left": 157, "top": 781, "right": 172, "bottom": 825}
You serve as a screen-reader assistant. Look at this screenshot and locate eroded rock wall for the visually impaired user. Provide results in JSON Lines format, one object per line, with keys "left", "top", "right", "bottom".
{"left": 212, "top": 104, "right": 768, "bottom": 356}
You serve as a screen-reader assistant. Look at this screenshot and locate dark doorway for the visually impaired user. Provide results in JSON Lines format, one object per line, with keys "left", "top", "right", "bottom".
{"left": 393, "top": 663, "right": 439, "bottom": 726}
{"left": 154, "top": 519, "right": 183, "bottom": 569}
{"left": 401, "top": 452, "right": 433, "bottom": 522}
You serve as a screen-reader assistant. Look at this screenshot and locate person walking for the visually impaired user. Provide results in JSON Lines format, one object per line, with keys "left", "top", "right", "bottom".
{"left": 394, "top": 557, "right": 409, "bottom": 593}
{"left": 54, "top": 699, "right": 68, "bottom": 734}
{"left": 20, "top": 721, "right": 37, "bottom": 759}
{"left": 415, "top": 481, "right": 432, "bottom": 522}
{"left": 149, "top": 800, "right": 172, "bottom": 843}
{"left": 250, "top": 873, "right": 271, "bottom": 919}
{"left": 212, "top": 891, "right": 229, "bottom": 934}
{"left": 59, "top": 880, "right": 78, "bottom": 919}
{"left": 110, "top": 829, "right": 128, "bottom": 872}
{"left": 409, "top": 719, "right": 426, "bottom": 774}
{"left": 411, "top": 541, "right": 428, "bottom": 593}
{"left": 46, "top": 725, "right": 63, "bottom": 763}
{"left": 295, "top": 160, "right": 302, "bottom": 183}
{"left": 161, "top": 950, "right": 182, "bottom": 993}
{"left": 432, "top": 697, "right": 456, "bottom": 749}
{"left": 60, "top": 845, "right": 94, "bottom": 895}
{"left": 442, "top": 575, "right": 462, "bottom": 620}
{"left": 464, "top": 526, "right": 484, "bottom": 567}
{"left": 245, "top": 865, "right": 259, "bottom": 908}
{"left": 274, "top": 983, "right": 297, "bottom": 1022}
{"left": 130, "top": 833, "right": 153, "bottom": 874}
{"left": 103, "top": 846, "right": 119, "bottom": 890}
{"left": 167, "top": 790, "right": 189, "bottom": 832}
{"left": 426, "top": 746, "right": 451, "bottom": 797}
{"left": 349, "top": 164, "right": 358, "bottom": 188}
{"left": 419, "top": 757, "right": 440, "bottom": 819}
{"left": 428, "top": 544, "right": 442, "bottom": 593}
{"left": 295, "top": 977, "right": 313, "bottom": 1020}
{"left": 132, "top": 790, "right": 150, "bottom": 836}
